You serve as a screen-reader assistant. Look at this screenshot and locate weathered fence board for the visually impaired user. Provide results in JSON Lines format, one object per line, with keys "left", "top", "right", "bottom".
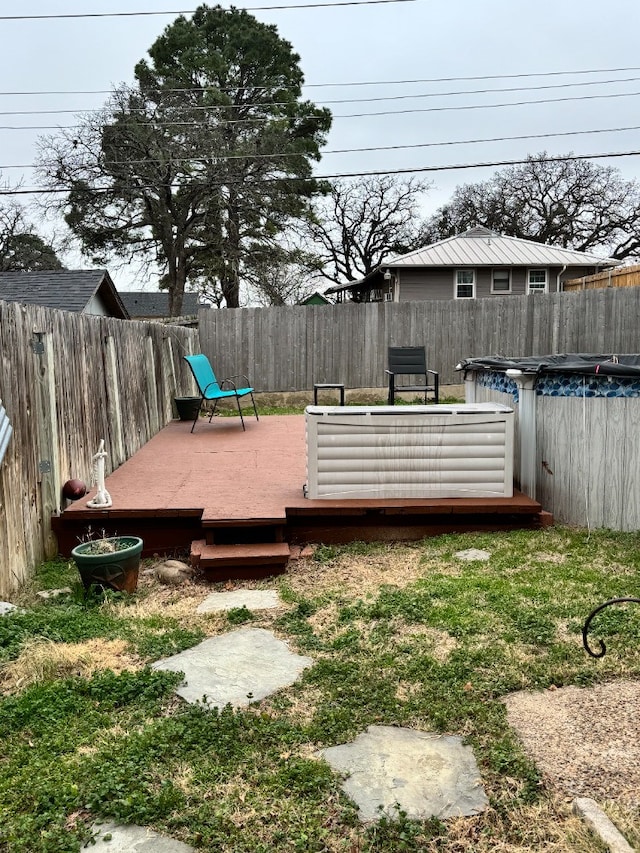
{"left": 199, "top": 288, "right": 640, "bottom": 393}
{"left": 0, "top": 300, "right": 199, "bottom": 598}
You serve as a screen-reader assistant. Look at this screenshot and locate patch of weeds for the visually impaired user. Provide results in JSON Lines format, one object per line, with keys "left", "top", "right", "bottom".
{"left": 0, "top": 603, "right": 124, "bottom": 662}
{"left": 0, "top": 668, "right": 183, "bottom": 852}
{"left": 259, "top": 755, "right": 335, "bottom": 797}
{"left": 226, "top": 606, "right": 254, "bottom": 626}
{"left": 361, "top": 806, "right": 446, "bottom": 851}
{"left": 123, "top": 621, "right": 205, "bottom": 659}
{"left": 312, "top": 544, "right": 343, "bottom": 564}
{"left": 275, "top": 609, "right": 323, "bottom": 652}
{"left": 294, "top": 598, "right": 317, "bottom": 617}
{"left": 312, "top": 540, "right": 386, "bottom": 565}
{"left": 32, "top": 558, "right": 78, "bottom": 592}
{"left": 0, "top": 598, "right": 204, "bottom": 665}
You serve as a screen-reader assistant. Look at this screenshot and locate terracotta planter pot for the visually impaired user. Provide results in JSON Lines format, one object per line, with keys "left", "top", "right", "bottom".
{"left": 71, "top": 536, "right": 143, "bottom": 593}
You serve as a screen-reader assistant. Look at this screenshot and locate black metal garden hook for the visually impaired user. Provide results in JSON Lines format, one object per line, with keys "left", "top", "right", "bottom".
{"left": 582, "top": 597, "right": 640, "bottom": 658}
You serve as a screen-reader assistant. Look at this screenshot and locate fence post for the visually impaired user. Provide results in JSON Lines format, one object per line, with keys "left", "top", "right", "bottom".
{"left": 163, "top": 336, "right": 178, "bottom": 418}
{"left": 463, "top": 370, "right": 476, "bottom": 403}
{"left": 507, "top": 371, "right": 537, "bottom": 499}
{"left": 145, "top": 336, "right": 160, "bottom": 435}
{"left": 104, "top": 335, "right": 125, "bottom": 466}
{"left": 32, "top": 331, "right": 61, "bottom": 558}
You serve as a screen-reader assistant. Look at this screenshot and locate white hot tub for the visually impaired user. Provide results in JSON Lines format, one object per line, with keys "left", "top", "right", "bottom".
{"left": 305, "top": 403, "right": 514, "bottom": 500}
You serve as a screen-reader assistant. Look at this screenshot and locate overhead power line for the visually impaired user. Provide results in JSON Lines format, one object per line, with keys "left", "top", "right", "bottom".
{"left": 0, "top": 74, "right": 638, "bottom": 116}
{"left": 0, "top": 0, "right": 416, "bottom": 20}
{"left": 313, "top": 150, "right": 640, "bottom": 180}
{"left": 2, "top": 124, "right": 639, "bottom": 171}
{"left": 2, "top": 150, "right": 639, "bottom": 195}
{"left": 1, "top": 66, "right": 640, "bottom": 97}
{"left": 1, "top": 88, "right": 639, "bottom": 131}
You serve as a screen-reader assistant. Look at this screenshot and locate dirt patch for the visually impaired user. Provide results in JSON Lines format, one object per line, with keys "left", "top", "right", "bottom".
{"left": 286, "top": 549, "right": 424, "bottom": 598}
{"left": 504, "top": 679, "right": 640, "bottom": 805}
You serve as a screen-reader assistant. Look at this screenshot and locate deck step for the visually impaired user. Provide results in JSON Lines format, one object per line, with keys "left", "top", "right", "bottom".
{"left": 190, "top": 539, "right": 290, "bottom": 581}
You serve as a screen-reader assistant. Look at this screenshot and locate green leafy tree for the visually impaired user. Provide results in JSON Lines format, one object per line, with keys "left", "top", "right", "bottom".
{"left": 38, "top": 4, "right": 331, "bottom": 313}
{"left": 425, "top": 153, "right": 640, "bottom": 259}
{"left": 0, "top": 202, "right": 63, "bottom": 271}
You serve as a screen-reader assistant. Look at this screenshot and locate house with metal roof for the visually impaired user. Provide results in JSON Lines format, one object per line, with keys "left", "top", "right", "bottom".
{"left": 0, "top": 269, "right": 129, "bottom": 318}
{"left": 119, "top": 290, "right": 202, "bottom": 321}
{"left": 325, "top": 226, "right": 620, "bottom": 304}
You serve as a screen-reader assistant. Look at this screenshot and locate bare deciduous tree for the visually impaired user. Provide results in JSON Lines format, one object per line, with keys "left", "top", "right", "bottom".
{"left": 425, "top": 153, "right": 640, "bottom": 259}
{"left": 304, "top": 175, "right": 431, "bottom": 284}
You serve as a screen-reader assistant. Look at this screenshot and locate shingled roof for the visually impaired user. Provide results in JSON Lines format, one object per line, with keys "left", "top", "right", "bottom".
{"left": 120, "top": 290, "right": 201, "bottom": 318}
{"left": 0, "top": 270, "right": 129, "bottom": 318}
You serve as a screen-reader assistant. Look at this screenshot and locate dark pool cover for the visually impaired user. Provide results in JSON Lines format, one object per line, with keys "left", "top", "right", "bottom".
{"left": 457, "top": 354, "right": 640, "bottom": 377}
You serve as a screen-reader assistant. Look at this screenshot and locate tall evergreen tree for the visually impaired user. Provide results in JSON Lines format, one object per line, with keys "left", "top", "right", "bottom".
{"left": 39, "top": 5, "right": 331, "bottom": 312}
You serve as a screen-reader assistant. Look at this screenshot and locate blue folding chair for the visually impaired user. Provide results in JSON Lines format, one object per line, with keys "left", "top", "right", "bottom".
{"left": 183, "top": 354, "right": 259, "bottom": 433}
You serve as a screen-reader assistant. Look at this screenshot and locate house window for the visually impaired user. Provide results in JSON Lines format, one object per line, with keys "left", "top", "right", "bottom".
{"left": 455, "top": 269, "right": 475, "bottom": 299}
{"left": 528, "top": 269, "right": 548, "bottom": 294}
{"left": 492, "top": 269, "right": 511, "bottom": 293}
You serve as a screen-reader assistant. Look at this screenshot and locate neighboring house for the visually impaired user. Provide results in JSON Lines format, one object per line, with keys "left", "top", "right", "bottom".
{"left": 119, "top": 291, "right": 202, "bottom": 323}
{"left": 0, "top": 269, "right": 129, "bottom": 318}
{"left": 325, "top": 226, "right": 620, "bottom": 304}
{"left": 298, "top": 291, "right": 332, "bottom": 306}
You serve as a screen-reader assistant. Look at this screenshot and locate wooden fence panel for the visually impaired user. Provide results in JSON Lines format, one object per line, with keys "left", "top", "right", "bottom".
{"left": 0, "top": 301, "right": 199, "bottom": 598}
{"left": 564, "top": 265, "right": 640, "bottom": 291}
{"left": 199, "top": 288, "right": 640, "bottom": 393}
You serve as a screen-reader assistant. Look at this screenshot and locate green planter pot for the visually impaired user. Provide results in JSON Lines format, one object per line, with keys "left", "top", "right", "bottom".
{"left": 71, "top": 536, "right": 143, "bottom": 593}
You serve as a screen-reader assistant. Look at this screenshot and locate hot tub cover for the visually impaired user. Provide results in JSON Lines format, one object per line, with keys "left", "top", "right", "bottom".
{"left": 457, "top": 354, "right": 640, "bottom": 378}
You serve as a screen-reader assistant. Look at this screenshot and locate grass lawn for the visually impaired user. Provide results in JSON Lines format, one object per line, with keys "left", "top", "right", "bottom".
{"left": 1, "top": 527, "right": 639, "bottom": 852}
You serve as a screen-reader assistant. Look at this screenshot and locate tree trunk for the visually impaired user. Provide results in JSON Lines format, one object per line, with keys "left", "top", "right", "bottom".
{"left": 221, "top": 194, "right": 241, "bottom": 308}
{"left": 168, "top": 253, "right": 187, "bottom": 316}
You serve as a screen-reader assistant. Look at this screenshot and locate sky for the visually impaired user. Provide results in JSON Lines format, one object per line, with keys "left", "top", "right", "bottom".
{"left": 1, "top": 0, "right": 640, "bottom": 292}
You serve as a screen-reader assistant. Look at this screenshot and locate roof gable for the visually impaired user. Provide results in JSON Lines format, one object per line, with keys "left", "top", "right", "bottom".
{"left": 0, "top": 270, "right": 129, "bottom": 318}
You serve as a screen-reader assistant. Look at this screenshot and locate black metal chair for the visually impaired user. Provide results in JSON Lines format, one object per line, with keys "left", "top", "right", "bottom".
{"left": 386, "top": 346, "right": 439, "bottom": 405}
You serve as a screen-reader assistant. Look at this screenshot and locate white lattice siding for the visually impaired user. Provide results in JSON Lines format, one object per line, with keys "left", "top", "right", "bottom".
{"left": 306, "top": 405, "right": 514, "bottom": 499}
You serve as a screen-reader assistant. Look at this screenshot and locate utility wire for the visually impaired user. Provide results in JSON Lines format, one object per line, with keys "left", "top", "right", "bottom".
{"left": 3, "top": 124, "right": 639, "bottom": 171}
{"left": 1, "top": 87, "right": 639, "bottom": 130}
{"left": 1, "top": 66, "right": 639, "bottom": 97}
{"left": 0, "top": 74, "right": 638, "bottom": 116}
{"left": 3, "top": 149, "right": 639, "bottom": 195}
{"left": 0, "top": 0, "right": 416, "bottom": 20}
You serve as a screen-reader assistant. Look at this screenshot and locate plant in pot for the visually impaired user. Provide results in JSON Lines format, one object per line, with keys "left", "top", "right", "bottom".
{"left": 71, "top": 532, "right": 143, "bottom": 593}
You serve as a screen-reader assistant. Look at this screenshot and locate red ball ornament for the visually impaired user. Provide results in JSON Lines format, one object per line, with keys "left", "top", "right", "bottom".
{"left": 62, "top": 479, "right": 87, "bottom": 501}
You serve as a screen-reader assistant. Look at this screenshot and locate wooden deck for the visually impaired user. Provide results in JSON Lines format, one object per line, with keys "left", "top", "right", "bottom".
{"left": 53, "top": 415, "right": 551, "bottom": 580}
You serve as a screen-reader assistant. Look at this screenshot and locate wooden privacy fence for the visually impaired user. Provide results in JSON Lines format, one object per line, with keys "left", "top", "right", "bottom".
{"left": 563, "top": 264, "right": 640, "bottom": 291}
{"left": 0, "top": 299, "right": 199, "bottom": 598}
{"left": 198, "top": 287, "right": 640, "bottom": 392}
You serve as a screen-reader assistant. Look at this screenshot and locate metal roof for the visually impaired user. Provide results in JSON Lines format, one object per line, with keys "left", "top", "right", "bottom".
{"left": 0, "top": 269, "right": 129, "bottom": 318}
{"left": 386, "top": 226, "right": 620, "bottom": 269}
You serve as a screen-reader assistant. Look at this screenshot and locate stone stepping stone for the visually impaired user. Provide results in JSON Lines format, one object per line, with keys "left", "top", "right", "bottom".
{"left": 91, "top": 820, "right": 194, "bottom": 851}
{"left": 197, "top": 589, "right": 281, "bottom": 613}
{"left": 152, "top": 627, "right": 312, "bottom": 708}
{"left": 321, "top": 725, "right": 489, "bottom": 822}
{"left": 454, "top": 548, "right": 491, "bottom": 562}
{"left": 0, "top": 601, "right": 20, "bottom": 616}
